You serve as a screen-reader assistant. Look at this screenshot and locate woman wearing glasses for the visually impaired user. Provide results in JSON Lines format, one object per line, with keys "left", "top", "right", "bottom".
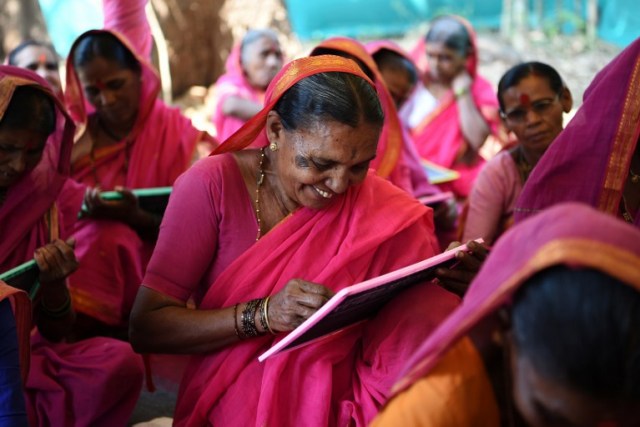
{"left": 461, "top": 62, "right": 572, "bottom": 244}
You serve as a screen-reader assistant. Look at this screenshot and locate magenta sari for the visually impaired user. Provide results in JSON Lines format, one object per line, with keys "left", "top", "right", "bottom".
{"left": 62, "top": 0, "right": 207, "bottom": 325}
{"left": 144, "top": 56, "right": 459, "bottom": 426}
{"left": 387, "top": 202, "right": 640, "bottom": 405}
{"left": 407, "top": 16, "right": 502, "bottom": 198}
{"left": 0, "top": 66, "right": 144, "bottom": 427}
{"left": 515, "top": 37, "right": 640, "bottom": 226}
{"left": 211, "top": 42, "right": 266, "bottom": 142}
{"left": 310, "top": 37, "right": 435, "bottom": 197}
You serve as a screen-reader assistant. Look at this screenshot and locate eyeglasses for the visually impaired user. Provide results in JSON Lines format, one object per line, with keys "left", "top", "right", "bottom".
{"left": 500, "top": 94, "right": 560, "bottom": 124}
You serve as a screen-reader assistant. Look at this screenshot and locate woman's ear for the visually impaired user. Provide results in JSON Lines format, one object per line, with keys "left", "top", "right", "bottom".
{"left": 266, "top": 110, "right": 284, "bottom": 144}
{"left": 560, "top": 86, "right": 573, "bottom": 113}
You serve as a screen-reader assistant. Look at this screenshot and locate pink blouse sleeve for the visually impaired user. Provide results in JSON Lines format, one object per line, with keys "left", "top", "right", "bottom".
{"left": 462, "top": 155, "right": 510, "bottom": 245}
{"left": 143, "top": 163, "right": 220, "bottom": 302}
{"left": 103, "top": 0, "right": 152, "bottom": 59}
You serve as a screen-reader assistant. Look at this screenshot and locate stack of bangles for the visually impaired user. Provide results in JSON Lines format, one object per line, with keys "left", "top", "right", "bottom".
{"left": 234, "top": 296, "right": 275, "bottom": 339}
{"left": 39, "top": 289, "right": 72, "bottom": 319}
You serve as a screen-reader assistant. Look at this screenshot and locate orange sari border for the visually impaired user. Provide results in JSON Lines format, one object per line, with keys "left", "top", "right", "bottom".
{"left": 212, "top": 55, "right": 375, "bottom": 155}
{"left": 393, "top": 235, "right": 640, "bottom": 395}
{"left": 598, "top": 54, "right": 640, "bottom": 214}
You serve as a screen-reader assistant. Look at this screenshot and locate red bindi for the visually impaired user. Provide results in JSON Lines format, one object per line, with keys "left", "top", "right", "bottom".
{"left": 38, "top": 53, "right": 47, "bottom": 65}
{"left": 519, "top": 93, "right": 531, "bottom": 106}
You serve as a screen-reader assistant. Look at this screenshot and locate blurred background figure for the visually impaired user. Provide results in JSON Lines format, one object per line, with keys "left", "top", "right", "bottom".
{"left": 211, "top": 29, "right": 284, "bottom": 142}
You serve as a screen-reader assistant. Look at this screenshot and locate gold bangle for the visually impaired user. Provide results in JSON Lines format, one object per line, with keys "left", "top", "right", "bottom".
{"left": 40, "top": 290, "right": 72, "bottom": 319}
{"left": 263, "top": 296, "right": 275, "bottom": 335}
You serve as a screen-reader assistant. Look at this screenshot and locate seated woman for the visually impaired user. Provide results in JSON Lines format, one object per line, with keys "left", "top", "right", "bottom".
{"left": 129, "top": 56, "right": 460, "bottom": 426}
{"left": 373, "top": 202, "right": 640, "bottom": 426}
{"left": 6, "top": 40, "right": 62, "bottom": 98}
{"left": 367, "top": 40, "right": 419, "bottom": 110}
{"left": 211, "top": 29, "right": 283, "bottom": 141}
{"left": 516, "top": 37, "right": 640, "bottom": 226}
{"left": 0, "top": 66, "right": 143, "bottom": 427}
{"left": 462, "top": 62, "right": 572, "bottom": 244}
{"left": 310, "top": 37, "right": 437, "bottom": 198}
{"left": 404, "top": 15, "right": 502, "bottom": 199}
{"left": 62, "top": 0, "right": 215, "bottom": 331}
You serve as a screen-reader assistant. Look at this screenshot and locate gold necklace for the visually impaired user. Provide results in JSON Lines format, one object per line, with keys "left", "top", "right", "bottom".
{"left": 255, "top": 148, "right": 266, "bottom": 241}
{"left": 630, "top": 168, "right": 640, "bottom": 184}
{"left": 516, "top": 147, "right": 533, "bottom": 184}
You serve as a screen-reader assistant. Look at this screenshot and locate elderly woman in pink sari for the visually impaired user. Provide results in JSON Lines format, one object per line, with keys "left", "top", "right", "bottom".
{"left": 516, "top": 37, "right": 640, "bottom": 227}
{"left": 310, "top": 37, "right": 437, "bottom": 198}
{"left": 211, "top": 29, "right": 284, "bottom": 142}
{"left": 373, "top": 202, "right": 640, "bottom": 426}
{"left": 461, "top": 62, "right": 572, "bottom": 244}
{"left": 0, "top": 66, "right": 143, "bottom": 427}
{"left": 129, "top": 55, "right": 460, "bottom": 426}
{"left": 61, "top": 0, "right": 215, "bottom": 330}
{"left": 404, "top": 15, "right": 502, "bottom": 198}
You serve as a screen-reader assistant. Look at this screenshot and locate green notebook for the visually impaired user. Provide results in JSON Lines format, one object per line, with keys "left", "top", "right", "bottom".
{"left": 80, "top": 186, "right": 172, "bottom": 217}
{"left": 0, "top": 259, "right": 40, "bottom": 299}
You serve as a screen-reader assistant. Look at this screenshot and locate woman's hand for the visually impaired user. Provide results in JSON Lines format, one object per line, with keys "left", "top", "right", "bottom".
{"left": 436, "top": 240, "right": 489, "bottom": 296}
{"left": 452, "top": 69, "right": 472, "bottom": 96}
{"left": 81, "top": 186, "right": 139, "bottom": 222}
{"left": 34, "top": 238, "right": 78, "bottom": 284}
{"left": 267, "top": 279, "right": 335, "bottom": 332}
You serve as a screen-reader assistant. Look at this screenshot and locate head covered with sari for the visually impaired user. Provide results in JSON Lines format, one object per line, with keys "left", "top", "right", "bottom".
{"left": 174, "top": 56, "right": 455, "bottom": 426}
{"left": 0, "top": 66, "right": 75, "bottom": 269}
{"left": 406, "top": 15, "right": 501, "bottom": 197}
{"left": 393, "top": 202, "right": 640, "bottom": 425}
{"left": 409, "top": 14, "right": 478, "bottom": 79}
{"left": 211, "top": 29, "right": 283, "bottom": 141}
{"left": 515, "top": 37, "right": 640, "bottom": 225}
{"left": 309, "top": 37, "right": 404, "bottom": 179}
{"left": 0, "top": 65, "right": 75, "bottom": 380}
{"left": 64, "top": 22, "right": 203, "bottom": 188}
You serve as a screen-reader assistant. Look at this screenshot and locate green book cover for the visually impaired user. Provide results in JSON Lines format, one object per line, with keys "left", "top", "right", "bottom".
{"left": 0, "top": 259, "right": 40, "bottom": 299}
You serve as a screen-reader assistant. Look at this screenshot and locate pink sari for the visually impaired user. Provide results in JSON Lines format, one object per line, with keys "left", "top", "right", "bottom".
{"left": 310, "top": 37, "right": 434, "bottom": 197}
{"left": 388, "top": 201, "right": 640, "bottom": 403}
{"left": 515, "top": 37, "right": 640, "bottom": 226}
{"left": 0, "top": 67, "right": 144, "bottom": 427}
{"left": 211, "top": 42, "right": 266, "bottom": 142}
{"left": 407, "top": 16, "right": 501, "bottom": 198}
{"left": 149, "top": 56, "right": 459, "bottom": 426}
{"left": 62, "top": 0, "right": 207, "bottom": 325}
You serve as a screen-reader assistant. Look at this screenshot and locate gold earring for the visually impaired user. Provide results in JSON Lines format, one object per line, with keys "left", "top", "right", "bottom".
{"left": 269, "top": 142, "right": 278, "bottom": 151}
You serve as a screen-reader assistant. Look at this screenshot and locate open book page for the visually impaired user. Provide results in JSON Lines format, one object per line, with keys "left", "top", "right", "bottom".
{"left": 259, "top": 240, "right": 482, "bottom": 362}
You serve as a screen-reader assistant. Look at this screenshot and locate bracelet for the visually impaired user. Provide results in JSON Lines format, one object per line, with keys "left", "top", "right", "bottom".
{"left": 241, "top": 299, "right": 261, "bottom": 338}
{"left": 263, "top": 297, "right": 275, "bottom": 335}
{"left": 40, "top": 290, "right": 72, "bottom": 319}
{"left": 258, "top": 296, "right": 275, "bottom": 335}
{"left": 454, "top": 86, "right": 470, "bottom": 99}
{"left": 233, "top": 303, "right": 242, "bottom": 339}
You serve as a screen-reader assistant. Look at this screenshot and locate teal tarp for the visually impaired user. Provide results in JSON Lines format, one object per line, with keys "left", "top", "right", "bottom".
{"left": 285, "top": 0, "right": 639, "bottom": 47}
{"left": 39, "top": 0, "right": 103, "bottom": 56}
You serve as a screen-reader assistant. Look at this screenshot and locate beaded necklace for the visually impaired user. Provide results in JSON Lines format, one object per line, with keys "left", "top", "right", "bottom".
{"left": 254, "top": 148, "right": 266, "bottom": 241}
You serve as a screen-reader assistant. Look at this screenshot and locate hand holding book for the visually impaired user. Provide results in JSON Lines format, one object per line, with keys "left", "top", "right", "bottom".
{"left": 33, "top": 238, "right": 78, "bottom": 285}
{"left": 435, "top": 240, "right": 489, "bottom": 296}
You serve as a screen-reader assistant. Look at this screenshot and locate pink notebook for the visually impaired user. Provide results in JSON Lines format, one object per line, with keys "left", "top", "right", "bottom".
{"left": 258, "top": 240, "right": 481, "bottom": 362}
{"left": 417, "top": 191, "right": 454, "bottom": 206}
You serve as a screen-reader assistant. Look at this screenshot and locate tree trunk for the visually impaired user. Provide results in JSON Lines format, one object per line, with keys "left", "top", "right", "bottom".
{"left": 0, "top": 0, "right": 50, "bottom": 59}
{"left": 149, "top": 0, "right": 231, "bottom": 98}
